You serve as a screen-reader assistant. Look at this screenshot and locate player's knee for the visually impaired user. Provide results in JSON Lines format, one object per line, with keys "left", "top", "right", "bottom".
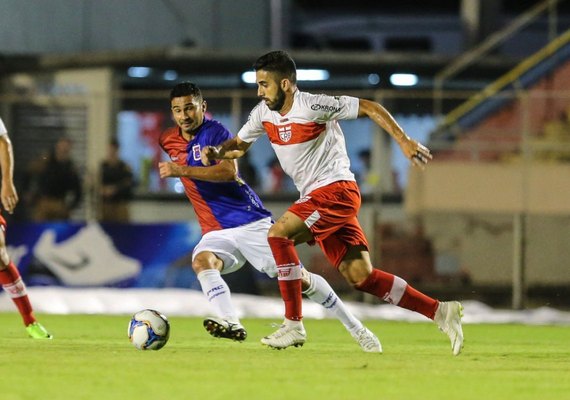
{"left": 267, "top": 225, "right": 285, "bottom": 238}
{"left": 338, "top": 246, "right": 372, "bottom": 286}
{"left": 0, "top": 247, "right": 10, "bottom": 268}
{"left": 300, "top": 268, "right": 311, "bottom": 288}
{"left": 192, "top": 252, "right": 223, "bottom": 274}
{"left": 339, "top": 259, "right": 372, "bottom": 287}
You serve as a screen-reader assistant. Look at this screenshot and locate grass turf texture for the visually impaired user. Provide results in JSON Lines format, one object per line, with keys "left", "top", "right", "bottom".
{"left": 0, "top": 313, "right": 568, "bottom": 400}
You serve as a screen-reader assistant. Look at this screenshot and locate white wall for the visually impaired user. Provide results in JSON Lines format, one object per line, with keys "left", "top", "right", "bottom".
{"left": 406, "top": 162, "right": 570, "bottom": 285}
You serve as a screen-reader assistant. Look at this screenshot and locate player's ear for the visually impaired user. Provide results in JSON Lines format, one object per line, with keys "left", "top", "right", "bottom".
{"left": 201, "top": 100, "right": 207, "bottom": 113}
{"left": 280, "top": 79, "right": 289, "bottom": 91}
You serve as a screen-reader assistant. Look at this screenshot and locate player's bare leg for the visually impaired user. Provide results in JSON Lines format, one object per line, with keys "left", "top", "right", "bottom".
{"left": 263, "top": 213, "right": 381, "bottom": 351}
{"left": 340, "top": 246, "right": 463, "bottom": 355}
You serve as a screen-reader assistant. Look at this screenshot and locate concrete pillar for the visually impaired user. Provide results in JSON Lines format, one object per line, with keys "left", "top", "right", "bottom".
{"left": 461, "top": 0, "right": 502, "bottom": 49}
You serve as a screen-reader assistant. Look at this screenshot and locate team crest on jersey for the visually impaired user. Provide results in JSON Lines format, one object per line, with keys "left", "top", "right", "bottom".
{"left": 192, "top": 144, "right": 201, "bottom": 161}
{"left": 278, "top": 125, "right": 292, "bottom": 142}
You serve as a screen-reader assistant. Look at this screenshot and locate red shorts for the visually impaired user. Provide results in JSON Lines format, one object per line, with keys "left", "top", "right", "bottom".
{"left": 0, "top": 214, "right": 5, "bottom": 231}
{"left": 288, "top": 180, "right": 368, "bottom": 268}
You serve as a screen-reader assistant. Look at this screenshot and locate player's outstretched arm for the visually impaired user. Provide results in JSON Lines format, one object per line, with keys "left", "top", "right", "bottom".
{"left": 158, "top": 159, "right": 238, "bottom": 182}
{"left": 358, "top": 98, "right": 432, "bottom": 169}
{"left": 201, "top": 137, "right": 252, "bottom": 166}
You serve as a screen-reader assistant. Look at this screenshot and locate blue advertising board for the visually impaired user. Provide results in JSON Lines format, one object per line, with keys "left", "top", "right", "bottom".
{"left": 6, "top": 222, "right": 202, "bottom": 288}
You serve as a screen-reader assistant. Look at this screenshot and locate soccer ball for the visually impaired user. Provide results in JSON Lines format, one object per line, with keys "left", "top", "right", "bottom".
{"left": 128, "top": 309, "right": 170, "bottom": 350}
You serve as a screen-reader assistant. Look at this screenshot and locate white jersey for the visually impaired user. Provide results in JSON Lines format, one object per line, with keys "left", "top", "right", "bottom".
{"left": 0, "top": 117, "right": 7, "bottom": 136}
{"left": 238, "top": 90, "right": 359, "bottom": 197}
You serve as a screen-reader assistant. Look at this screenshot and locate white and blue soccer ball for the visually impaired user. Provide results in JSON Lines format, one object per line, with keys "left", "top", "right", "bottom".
{"left": 128, "top": 309, "right": 170, "bottom": 350}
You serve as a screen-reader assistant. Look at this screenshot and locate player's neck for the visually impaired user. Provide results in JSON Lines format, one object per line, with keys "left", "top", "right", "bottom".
{"left": 279, "top": 92, "right": 295, "bottom": 115}
{"left": 179, "top": 128, "right": 197, "bottom": 142}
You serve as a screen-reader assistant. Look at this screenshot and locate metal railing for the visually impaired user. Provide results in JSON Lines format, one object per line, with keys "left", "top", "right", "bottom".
{"left": 433, "top": 0, "right": 566, "bottom": 117}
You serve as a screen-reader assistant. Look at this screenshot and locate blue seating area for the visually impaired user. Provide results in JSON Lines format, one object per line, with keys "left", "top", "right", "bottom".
{"left": 431, "top": 30, "right": 570, "bottom": 144}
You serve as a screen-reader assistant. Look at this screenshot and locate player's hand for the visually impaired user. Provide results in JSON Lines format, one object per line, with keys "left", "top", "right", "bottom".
{"left": 200, "top": 146, "right": 219, "bottom": 166}
{"left": 1, "top": 183, "right": 19, "bottom": 214}
{"left": 399, "top": 138, "right": 432, "bottom": 170}
{"left": 158, "top": 162, "right": 182, "bottom": 178}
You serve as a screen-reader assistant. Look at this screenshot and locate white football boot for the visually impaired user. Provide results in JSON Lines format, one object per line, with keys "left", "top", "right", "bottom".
{"left": 351, "top": 327, "right": 382, "bottom": 353}
{"left": 261, "top": 320, "right": 306, "bottom": 349}
{"left": 434, "top": 301, "right": 464, "bottom": 355}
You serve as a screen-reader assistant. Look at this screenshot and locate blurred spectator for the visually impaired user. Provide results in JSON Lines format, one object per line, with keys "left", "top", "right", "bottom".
{"left": 24, "top": 136, "right": 82, "bottom": 221}
{"left": 356, "top": 149, "right": 379, "bottom": 195}
{"left": 261, "top": 157, "right": 296, "bottom": 195}
{"left": 355, "top": 149, "right": 401, "bottom": 195}
{"left": 98, "top": 139, "right": 135, "bottom": 222}
{"left": 263, "top": 157, "right": 286, "bottom": 194}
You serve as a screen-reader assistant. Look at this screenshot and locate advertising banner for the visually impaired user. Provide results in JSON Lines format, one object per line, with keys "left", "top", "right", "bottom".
{"left": 6, "top": 222, "right": 202, "bottom": 288}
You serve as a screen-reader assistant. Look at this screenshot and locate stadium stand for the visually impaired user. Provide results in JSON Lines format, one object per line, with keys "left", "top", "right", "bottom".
{"left": 430, "top": 29, "right": 570, "bottom": 162}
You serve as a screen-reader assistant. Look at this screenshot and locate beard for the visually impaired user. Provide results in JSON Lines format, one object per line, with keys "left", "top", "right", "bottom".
{"left": 181, "top": 120, "right": 196, "bottom": 132}
{"left": 266, "top": 87, "right": 286, "bottom": 111}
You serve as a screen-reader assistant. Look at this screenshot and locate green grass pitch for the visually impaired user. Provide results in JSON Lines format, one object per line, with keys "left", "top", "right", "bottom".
{"left": 0, "top": 313, "right": 568, "bottom": 400}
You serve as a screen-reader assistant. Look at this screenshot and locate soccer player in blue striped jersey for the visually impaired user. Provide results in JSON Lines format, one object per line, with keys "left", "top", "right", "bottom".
{"left": 158, "top": 82, "right": 381, "bottom": 352}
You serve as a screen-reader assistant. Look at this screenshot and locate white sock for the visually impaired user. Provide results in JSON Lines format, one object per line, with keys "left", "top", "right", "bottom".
{"left": 303, "top": 272, "right": 363, "bottom": 333}
{"left": 283, "top": 319, "right": 304, "bottom": 329}
{"left": 197, "top": 269, "right": 240, "bottom": 323}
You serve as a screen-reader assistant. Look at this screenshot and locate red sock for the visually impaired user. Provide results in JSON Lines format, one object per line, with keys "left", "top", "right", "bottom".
{"left": 0, "top": 263, "right": 36, "bottom": 326}
{"left": 267, "top": 237, "right": 303, "bottom": 321}
{"left": 356, "top": 268, "right": 438, "bottom": 319}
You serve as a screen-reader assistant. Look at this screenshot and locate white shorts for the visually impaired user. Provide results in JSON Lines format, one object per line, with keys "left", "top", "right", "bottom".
{"left": 192, "top": 217, "right": 278, "bottom": 278}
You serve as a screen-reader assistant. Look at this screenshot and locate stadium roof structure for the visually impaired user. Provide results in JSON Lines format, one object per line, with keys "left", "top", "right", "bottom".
{"left": 0, "top": 47, "right": 519, "bottom": 90}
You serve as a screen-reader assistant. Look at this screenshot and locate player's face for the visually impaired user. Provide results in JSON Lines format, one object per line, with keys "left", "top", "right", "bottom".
{"left": 256, "top": 70, "right": 286, "bottom": 112}
{"left": 170, "top": 95, "right": 206, "bottom": 135}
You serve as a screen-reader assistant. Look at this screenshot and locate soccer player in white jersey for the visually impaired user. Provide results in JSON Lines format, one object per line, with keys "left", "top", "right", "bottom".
{"left": 159, "top": 82, "right": 381, "bottom": 352}
{"left": 0, "top": 117, "right": 52, "bottom": 339}
{"left": 202, "top": 51, "right": 464, "bottom": 355}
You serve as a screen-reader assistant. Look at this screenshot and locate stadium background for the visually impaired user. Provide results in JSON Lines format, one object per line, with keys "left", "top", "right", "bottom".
{"left": 0, "top": 0, "right": 569, "bottom": 313}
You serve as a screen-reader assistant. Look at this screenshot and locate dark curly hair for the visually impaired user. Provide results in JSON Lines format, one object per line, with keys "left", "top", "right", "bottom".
{"left": 169, "top": 81, "right": 203, "bottom": 101}
{"left": 253, "top": 50, "right": 297, "bottom": 84}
